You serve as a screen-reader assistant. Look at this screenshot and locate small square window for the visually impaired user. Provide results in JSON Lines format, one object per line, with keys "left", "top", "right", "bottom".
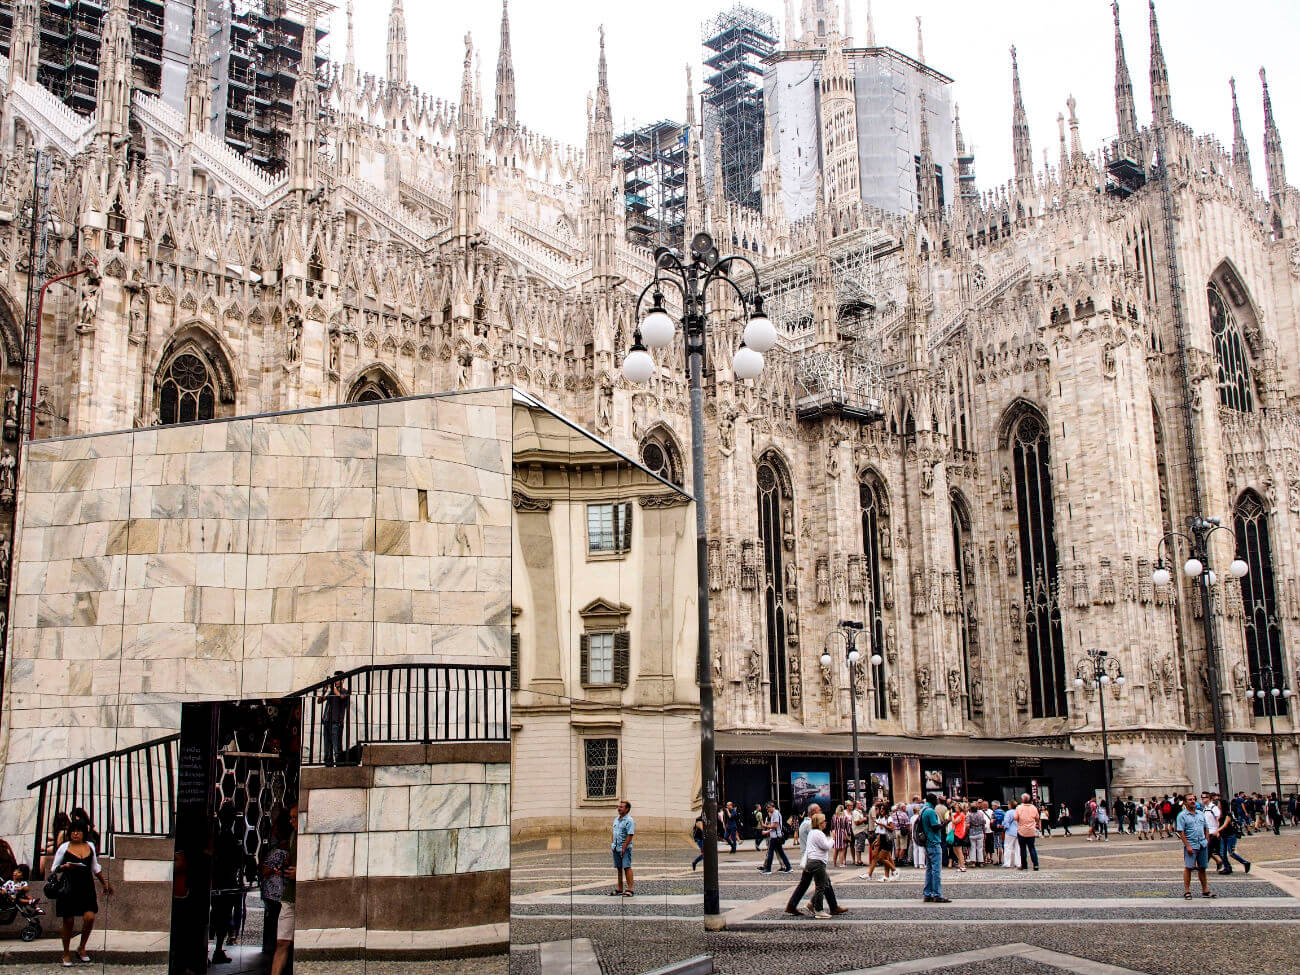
{"left": 587, "top": 632, "right": 614, "bottom": 684}
{"left": 587, "top": 502, "right": 632, "bottom": 555}
{"left": 584, "top": 738, "right": 619, "bottom": 800}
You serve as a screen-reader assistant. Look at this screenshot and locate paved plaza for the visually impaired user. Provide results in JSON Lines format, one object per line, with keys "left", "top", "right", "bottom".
{"left": 511, "top": 829, "right": 1300, "bottom": 974}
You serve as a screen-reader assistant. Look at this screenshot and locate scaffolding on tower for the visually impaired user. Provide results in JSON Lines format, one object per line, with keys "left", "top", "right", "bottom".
{"left": 700, "top": 4, "right": 776, "bottom": 211}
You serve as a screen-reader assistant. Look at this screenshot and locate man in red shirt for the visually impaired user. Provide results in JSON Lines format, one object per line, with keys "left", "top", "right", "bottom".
{"left": 1013, "top": 794, "right": 1041, "bottom": 871}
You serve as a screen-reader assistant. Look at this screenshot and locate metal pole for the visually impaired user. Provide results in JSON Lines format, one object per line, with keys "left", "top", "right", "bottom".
{"left": 685, "top": 268, "right": 723, "bottom": 930}
{"left": 1098, "top": 669, "right": 1113, "bottom": 815}
{"left": 1193, "top": 525, "right": 1232, "bottom": 797}
{"left": 1267, "top": 695, "right": 1282, "bottom": 810}
{"left": 847, "top": 634, "right": 861, "bottom": 806}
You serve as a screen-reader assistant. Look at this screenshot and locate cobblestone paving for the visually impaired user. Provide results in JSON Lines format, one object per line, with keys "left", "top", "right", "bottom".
{"left": 511, "top": 830, "right": 1300, "bottom": 975}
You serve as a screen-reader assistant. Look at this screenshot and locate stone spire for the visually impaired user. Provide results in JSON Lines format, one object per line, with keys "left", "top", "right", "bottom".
{"left": 684, "top": 65, "right": 703, "bottom": 249}
{"left": 812, "top": 175, "right": 836, "bottom": 344}
{"left": 343, "top": 1, "right": 356, "bottom": 85}
{"left": 1010, "top": 46, "right": 1033, "bottom": 189}
{"left": 1148, "top": 0, "right": 1172, "bottom": 126}
{"left": 289, "top": 2, "right": 320, "bottom": 193}
{"left": 1261, "top": 67, "right": 1287, "bottom": 205}
{"left": 453, "top": 33, "right": 482, "bottom": 245}
{"left": 184, "top": 3, "right": 212, "bottom": 134}
{"left": 1057, "top": 111, "right": 1068, "bottom": 184}
{"left": 953, "top": 103, "right": 977, "bottom": 208}
{"left": 585, "top": 28, "right": 616, "bottom": 281}
{"left": 865, "top": 0, "right": 876, "bottom": 47}
{"left": 1112, "top": 1, "right": 1138, "bottom": 151}
{"left": 9, "top": 0, "right": 40, "bottom": 85}
{"left": 496, "top": 0, "right": 517, "bottom": 128}
{"left": 843, "top": 0, "right": 852, "bottom": 44}
{"left": 96, "top": 0, "right": 134, "bottom": 145}
{"left": 819, "top": 21, "right": 860, "bottom": 209}
{"left": 915, "top": 16, "right": 924, "bottom": 64}
{"left": 903, "top": 225, "right": 928, "bottom": 374}
{"left": 918, "top": 90, "right": 940, "bottom": 220}
{"left": 760, "top": 105, "right": 787, "bottom": 242}
{"left": 387, "top": 0, "right": 408, "bottom": 87}
{"left": 1230, "top": 78, "right": 1253, "bottom": 192}
{"left": 784, "top": 0, "right": 798, "bottom": 48}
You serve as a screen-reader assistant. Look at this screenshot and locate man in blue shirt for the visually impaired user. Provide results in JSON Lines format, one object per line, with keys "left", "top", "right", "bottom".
{"left": 919, "top": 794, "right": 950, "bottom": 903}
{"left": 611, "top": 800, "right": 636, "bottom": 896}
{"left": 1174, "top": 793, "right": 1216, "bottom": 899}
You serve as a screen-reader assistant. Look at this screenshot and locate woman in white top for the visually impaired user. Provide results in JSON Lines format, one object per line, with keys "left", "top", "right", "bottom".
{"left": 911, "top": 808, "right": 926, "bottom": 870}
{"left": 799, "top": 814, "right": 846, "bottom": 918}
{"left": 861, "top": 800, "right": 898, "bottom": 881}
{"left": 1002, "top": 806, "right": 1022, "bottom": 868}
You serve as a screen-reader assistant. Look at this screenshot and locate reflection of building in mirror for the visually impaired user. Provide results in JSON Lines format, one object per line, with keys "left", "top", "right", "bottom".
{"left": 510, "top": 401, "right": 700, "bottom": 840}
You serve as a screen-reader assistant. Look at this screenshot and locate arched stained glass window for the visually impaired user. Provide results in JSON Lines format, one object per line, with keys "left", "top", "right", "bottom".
{"left": 1235, "top": 491, "right": 1288, "bottom": 716}
{"left": 758, "top": 455, "right": 793, "bottom": 716}
{"left": 1011, "top": 411, "right": 1068, "bottom": 718}
{"left": 347, "top": 365, "right": 403, "bottom": 403}
{"left": 1209, "top": 284, "right": 1253, "bottom": 413}
{"left": 639, "top": 427, "right": 684, "bottom": 487}
{"left": 157, "top": 351, "right": 216, "bottom": 425}
{"left": 859, "top": 474, "right": 889, "bottom": 720}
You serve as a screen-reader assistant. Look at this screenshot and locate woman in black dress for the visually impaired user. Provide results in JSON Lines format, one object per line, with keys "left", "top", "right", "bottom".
{"left": 51, "top": 821, "right": 112, "bottom": 966}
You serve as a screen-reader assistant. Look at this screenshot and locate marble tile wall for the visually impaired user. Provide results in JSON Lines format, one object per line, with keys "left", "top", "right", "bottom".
{"left": 297, "top": 761, "right": 510, "bottom": 880}
{"left": 0, "top": 390, "right": 513, "bottom": 850}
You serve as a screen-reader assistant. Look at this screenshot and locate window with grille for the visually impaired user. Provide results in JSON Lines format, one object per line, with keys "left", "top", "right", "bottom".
{"left": 758, "top": 455, "right": 793, "bottom": 715}
{"left": 510, "top": 632, "right": 520, "bottom": 691}
{"left": 587, "top": 502, "right": 632, "bottom": 555}
{"left": 859, "top": 473, "right": 890, "bottom": 720}
{"left": 584, "top": 738, "right": 619, "bottom": 800}
{"left": 640, "top": 429, "right": 684, "bottom": 487}
{"left": 158, "top": 351, "right": 217, "bottom": 425}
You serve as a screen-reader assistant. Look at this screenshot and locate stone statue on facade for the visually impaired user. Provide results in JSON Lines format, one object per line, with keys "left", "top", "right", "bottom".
{"left": 0, "top": 448, "right": 15, "bottom": 503}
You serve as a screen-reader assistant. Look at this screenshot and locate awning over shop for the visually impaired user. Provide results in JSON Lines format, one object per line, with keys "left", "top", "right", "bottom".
{"left": 716, "top": 731, "right": 1110, "bottom": 763}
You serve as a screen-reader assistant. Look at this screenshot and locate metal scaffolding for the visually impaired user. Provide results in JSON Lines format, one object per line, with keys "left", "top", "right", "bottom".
{"left": 615, "top": 119, "right": 687, "bottom": 250}
{"left": 700, "top": 4, "right": 776, "bottom": 211}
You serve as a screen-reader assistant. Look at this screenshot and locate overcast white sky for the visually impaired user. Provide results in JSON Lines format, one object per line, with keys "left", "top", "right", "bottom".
{"left": 330, "top": 0, "right": 1299, "bottom": 190}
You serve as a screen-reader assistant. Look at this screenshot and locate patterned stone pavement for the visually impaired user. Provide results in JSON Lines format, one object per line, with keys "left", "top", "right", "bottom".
{"left": 511, "top": 829, "right": 1300, "bottom": 974}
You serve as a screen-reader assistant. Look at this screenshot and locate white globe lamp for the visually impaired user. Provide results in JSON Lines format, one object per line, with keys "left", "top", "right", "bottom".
{"left": 732, "top": 344, "right": 764, "bottom": 380}
{"left": 743, "top": 312, "right": 777, "bottom": 353}
{"left": 1183, "top": 558, "right": 1203, "bottom": 578}
{"left": 622, "top": 344, "right": 654, "bottom": 384}
{"left": 1229, "top": 559, "right": 1249, "bottom": 579}
{"left": 1152, "top": 565, "right": 1172, "bottom": 587}
{"left": 870, "top": 653, "right": 883, "bottom": 666}
{"left": 640, "top": 305, "right": 675, "bottom": 350}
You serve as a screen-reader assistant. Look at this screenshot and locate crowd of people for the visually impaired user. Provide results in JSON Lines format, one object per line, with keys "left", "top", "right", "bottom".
{"left": 700, "top": 787, "right": 1299, "bottom": 912}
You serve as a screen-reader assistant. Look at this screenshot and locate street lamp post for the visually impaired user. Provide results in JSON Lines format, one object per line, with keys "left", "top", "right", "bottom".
{"left": 1152, "top": 516, "right": 1250, "bottom": 797}
{"left": 1244, "top": 663, "right": 1291, "bottom": 809}
{"left": 822, "top": 621, "right": 876, "bottom": 805}
{"left": 1073, "top": 648, "right": 1125, "bottom": 813}
{"left": 623, "top": 231, "right": 775, "bottom": 931}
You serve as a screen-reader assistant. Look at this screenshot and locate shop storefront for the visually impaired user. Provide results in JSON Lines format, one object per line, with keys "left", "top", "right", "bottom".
{"left": 718, "top": 731, "right": 1109, "bottom": 832}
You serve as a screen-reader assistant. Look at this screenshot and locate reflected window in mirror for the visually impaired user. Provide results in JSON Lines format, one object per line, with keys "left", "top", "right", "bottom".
{"left": 587, "top": 501, "right": 632, "bottom": 556}
{"left": 584, "top": 738, "right": 620, "bottom": 800}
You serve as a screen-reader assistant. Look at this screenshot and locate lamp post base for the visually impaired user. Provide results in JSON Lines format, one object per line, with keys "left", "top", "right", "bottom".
{"left": 704, "top": 912, "right": 726, "bottom": 932}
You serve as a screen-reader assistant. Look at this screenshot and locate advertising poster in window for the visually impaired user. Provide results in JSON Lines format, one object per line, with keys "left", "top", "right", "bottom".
{"left": 923, "top": 769, "right": 944, "bottom": 793}
{"left": 791, "top": 771, "right": 832, "bottom": 813}
{"left": 870, "top": 771, "right": 891, "bottom": 800}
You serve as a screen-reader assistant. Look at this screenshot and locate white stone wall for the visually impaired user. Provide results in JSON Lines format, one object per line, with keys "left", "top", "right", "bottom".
{"left": 298, "top": 761, "right": 510, "bottom": 881}
{"left": 0, "top": 390, "right": 513, "bottom": 851}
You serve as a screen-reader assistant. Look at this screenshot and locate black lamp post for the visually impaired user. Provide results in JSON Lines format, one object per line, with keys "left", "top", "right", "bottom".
{"left": 1073, "top": 648, "right": 1125, "bottom": 814}
{"left": 623, "top": 231, "right": 775, "bottom": 931}
{"left": 1152, "top": 516, "right": 1250, "bottom": 798}
{"left": 1244, "top": 662, "right": 1291, "bottom": 811}
{"left": 821, "top": 621, "right": 874, "bottom": 805}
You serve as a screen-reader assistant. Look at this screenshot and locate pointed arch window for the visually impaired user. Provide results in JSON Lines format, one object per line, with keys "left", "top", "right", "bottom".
{"left": 639, "top": 427, "right": 684, "bottom": 487}
{"left": 1209, "top": 283, "right": 1253, "bottom": 412}
{"left": 1234, "top": 491, "right": 1288, "bottom": 716}
{"left": 347, "top": 365, "right": 403, "bottom": 403}
{"left": 951, "top": 495, "right": 976, "bottom": 719}
{"left": 157, "top": 350, "right": 217, "bottom": 425}
{"left": 758, "top": 454, "right": 794, "bottom": 716}
{"left": 1010, "top": 411, "right": 1068, "bottom": 718}
{"left": 859, "top": 474, "right": 890, "bottom": 720}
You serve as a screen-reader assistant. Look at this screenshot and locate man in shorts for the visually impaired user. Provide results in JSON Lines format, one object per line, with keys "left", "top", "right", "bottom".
{"left": 611, "top": 800, "right": 636, "bottom": 896}
{"left": 850, "top": 799, "right": 870, "bottom": 867}
{"left": 1174, "top": 793, "right": 1215, "bottom": 899}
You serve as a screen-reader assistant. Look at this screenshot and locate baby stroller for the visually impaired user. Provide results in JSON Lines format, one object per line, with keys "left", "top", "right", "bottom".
{"left": 0, "top": 887, "right": 42, "bottom": 942}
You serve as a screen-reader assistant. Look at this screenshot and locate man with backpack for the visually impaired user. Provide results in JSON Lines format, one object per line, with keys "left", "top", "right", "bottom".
{"left": 918, "top": 795, "right": 950, "bottom": 903}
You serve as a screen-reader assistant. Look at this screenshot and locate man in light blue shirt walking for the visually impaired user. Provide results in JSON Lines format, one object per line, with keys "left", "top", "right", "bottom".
{"left": 610, "top": 800, "right": 636, "bottom": 896}
{"left": 1174, "top": 793, "right": 1216, "bottom": 899}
